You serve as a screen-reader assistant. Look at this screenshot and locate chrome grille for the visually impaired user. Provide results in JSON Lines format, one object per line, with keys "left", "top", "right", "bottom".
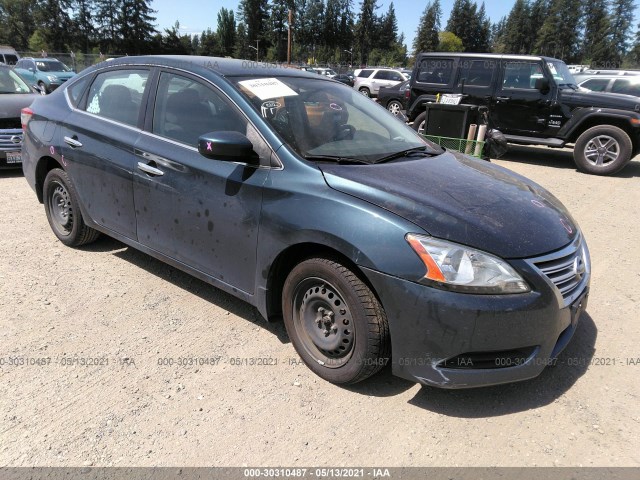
{"left": 529, "top": 234, "right": 590, "bottom": 307}
{"left": 0, "top": 128, "right": 23, "bottom": 151}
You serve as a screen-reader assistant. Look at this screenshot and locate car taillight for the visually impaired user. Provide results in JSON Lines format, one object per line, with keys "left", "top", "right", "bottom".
{"left": 21, "top": 108, "right": 33, "bottom": 130}
{"left": 404, "top": 89, "right": 410, "bottom": 100}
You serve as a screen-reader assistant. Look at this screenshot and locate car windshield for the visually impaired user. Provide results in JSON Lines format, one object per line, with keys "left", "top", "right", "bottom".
{"left": 547, "top": 61, "right": 577, "bottom": 86}
{"left": 233, "top": 75, "right": 433, "bottom": 163}
{"left": 36, "top": 60, "right": 71, "bottom": 72}
{"left": 0, "top": 68, "right": 31, "bottom": 94}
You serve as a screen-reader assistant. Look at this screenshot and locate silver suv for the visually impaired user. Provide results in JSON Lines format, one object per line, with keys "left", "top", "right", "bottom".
{"left": 354, "top": 68, "right": 407, "bottom": 97}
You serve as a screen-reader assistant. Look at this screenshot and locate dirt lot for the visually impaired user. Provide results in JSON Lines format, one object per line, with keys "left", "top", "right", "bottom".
{"left": 1, "top": 147, "right": 639, "bottom": 468}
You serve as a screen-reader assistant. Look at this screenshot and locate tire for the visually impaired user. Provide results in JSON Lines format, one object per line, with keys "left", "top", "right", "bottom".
{"left": 412, "top": 112, "right": 427, "bottom": 135}
{"left": 359, "top": 87, "right": 371, "bottom": 97}
{"left": 282, "top": 257, "right": 390, "bottom": 384}
{"left": 387, "top": 100, "right": 403, "bottom": 116}
{"left": 38, "top": 81, "right": 48, "bottom": 95}
{"left": 573, "top": 125, "right": 632, "bottom": 175}
{"left": 43, "top": 168, "right": 100, "bottom": 247}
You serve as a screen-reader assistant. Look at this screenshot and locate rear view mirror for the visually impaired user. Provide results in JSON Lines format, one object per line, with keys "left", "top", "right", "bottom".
{"left": 198, "top": 131, "right": 259, "bottom": 165}
{"left": 535, "top": 77, "right": 550, "bottom": 93}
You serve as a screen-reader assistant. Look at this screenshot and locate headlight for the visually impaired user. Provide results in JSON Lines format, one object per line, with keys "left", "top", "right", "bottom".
{"left": 406, "top": 234, "right": 530, "bottom": 294}
{"left": 47, "top": 75, "right": 58, "bottom": 82}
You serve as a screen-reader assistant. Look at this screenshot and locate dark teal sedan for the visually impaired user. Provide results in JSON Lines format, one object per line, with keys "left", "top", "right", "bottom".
{"left": 21, "top": 56, "right": 590, "bottom": 388}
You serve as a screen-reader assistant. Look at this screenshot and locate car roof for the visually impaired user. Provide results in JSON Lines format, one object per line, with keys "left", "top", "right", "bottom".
{"left": 95, "top": 55, "right": 324, "bottom": 80}
{"left": 415, "top": 52, "right": 561, "bottom": 62}
{"left": 577, "top": 75, "right": 640, "bottom": 82}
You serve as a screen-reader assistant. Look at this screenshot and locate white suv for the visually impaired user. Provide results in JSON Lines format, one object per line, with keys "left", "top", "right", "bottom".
{"left": 353, "top": 68, "right": 407, "bottom": 97}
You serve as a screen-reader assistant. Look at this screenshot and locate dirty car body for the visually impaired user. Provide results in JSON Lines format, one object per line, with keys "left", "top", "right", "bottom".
{"left": 22, "top": 56, "right": 591, "bottom": 388}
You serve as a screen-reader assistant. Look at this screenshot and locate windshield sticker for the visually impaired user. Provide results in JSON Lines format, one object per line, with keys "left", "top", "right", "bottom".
{"left": 329, "top": 103, "right": 343, "bottom": 111}
{"left": 261, "top": 100, "right": 281, "bottom": 118}
{"left": 238, "top": 78, "right": 298, "bottom": 100}
{"left": 547, "top": 63, "right": 558, "bottom": 75}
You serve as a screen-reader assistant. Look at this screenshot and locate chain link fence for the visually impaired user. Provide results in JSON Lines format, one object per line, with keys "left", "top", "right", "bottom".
{"left": 16, "top": 52, "right": 125, "bottom": 73}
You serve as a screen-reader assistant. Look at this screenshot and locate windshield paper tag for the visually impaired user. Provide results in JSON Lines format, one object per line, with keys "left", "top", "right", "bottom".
{"left": 238, "top": 78, "right": 298, "bottom": 100}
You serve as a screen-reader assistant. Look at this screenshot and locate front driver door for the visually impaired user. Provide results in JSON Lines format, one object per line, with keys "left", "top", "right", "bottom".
{"left": 133, "top": 70, "right": 270, "bottom": 294}
{"left": 491, "top": 60, "right": 552, "bottom": 136}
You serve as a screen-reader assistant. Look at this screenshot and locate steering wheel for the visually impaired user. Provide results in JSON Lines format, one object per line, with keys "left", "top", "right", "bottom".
{"left": 334, "top": 124, "right": 355, "bottom": 141}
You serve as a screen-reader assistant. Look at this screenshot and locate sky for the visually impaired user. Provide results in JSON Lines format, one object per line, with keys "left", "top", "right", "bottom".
{"left": 151, "top": 0, "right": 518, "bottom": 49}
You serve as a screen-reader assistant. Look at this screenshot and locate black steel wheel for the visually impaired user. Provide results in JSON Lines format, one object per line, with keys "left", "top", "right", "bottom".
{"left": 43, "top": 168, "right": 100, "bottom": 246}
{"left": 283, "top": 257, "right": 390, "bottom": 384}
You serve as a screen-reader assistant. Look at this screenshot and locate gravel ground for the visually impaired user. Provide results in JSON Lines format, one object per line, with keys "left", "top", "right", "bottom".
{"left": 1, "top": 147, "right": 639, "bottom": 467}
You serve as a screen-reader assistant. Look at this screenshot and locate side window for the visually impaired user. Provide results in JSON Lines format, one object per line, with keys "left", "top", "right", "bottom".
{"left": 358, "top": 69, "right": 374, "bottom": 78}
{"left": 416, "top": 59, "right": 454, "bottom": 85}
{"left": 612, "top": 79, "right": 640, "bottom": 96}
{"left": 373, "top": 71, "right": 389, "bottom": 80}
{"left": 153, "top": 72, "right": 246, "bottom": 147}
{"left": 502, "top": 62, "right": 543, "bottom": 90}
{"left": 459, "top": 60, "right": 494, "bottom": 87}
{"left": 389, "top": 72, "right": 404, "bottom": 82}
{"left": 581, "top": 78, "right": 609, "bottom": 92}
{"left": 85, "top": 69, "right": 149, "bottom": 127}
{"left": 67, "top": 75, "right": 93, "bottom": 108}
{"left": 4, "top": 55, "right": 18, "bottom": 65}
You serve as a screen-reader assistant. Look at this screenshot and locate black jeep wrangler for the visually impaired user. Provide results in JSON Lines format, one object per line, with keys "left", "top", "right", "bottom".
{"left": 408, "top": 53, "right": 640, "bottom": 175}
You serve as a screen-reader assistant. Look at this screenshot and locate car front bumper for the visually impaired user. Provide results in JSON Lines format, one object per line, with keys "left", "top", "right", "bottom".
{"left": 0, "top": 128, "right": 23, "bottom": 168}
{"left": 361, "top": 249, "right": 590, "bottom": 389}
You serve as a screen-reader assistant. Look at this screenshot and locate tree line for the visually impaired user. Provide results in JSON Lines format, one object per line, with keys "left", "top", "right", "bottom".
{"left": 1, "top": 0, "right": 639, "bottom": 68}
{"left": 414, "top": 0, "right": 640, "bottom": 67}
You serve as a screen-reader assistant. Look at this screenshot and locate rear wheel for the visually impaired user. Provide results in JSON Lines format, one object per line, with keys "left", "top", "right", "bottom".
{"left": 359, "top": 87, "right": 371, "bottom": 97}
{"left": 387, "top": 100, "right": 403, "bottom": 116}
{"left": 412, "top": 112, "right": 427, "bottom": 135}
{"left": 282, "top": 258, "right": 390, "bottom": 384}
{"left": 574, "top": 125, "right": 632, "bottom": 175}
{"left": 43, "top": 168, "right": 100, "bottom": 247}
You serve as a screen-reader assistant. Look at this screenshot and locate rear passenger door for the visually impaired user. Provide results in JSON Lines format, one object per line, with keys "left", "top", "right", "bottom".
{"left": 456, "top": 58, "right": 496, "bottom": 107}
{"left": 132, "top": 70, "right": 270, "bottom": 294}
{"left": 61, "top": 68, "right": 151, "bottom": 240}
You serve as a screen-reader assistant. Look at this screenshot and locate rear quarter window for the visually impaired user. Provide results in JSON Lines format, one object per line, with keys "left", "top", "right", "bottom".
{"left": 357, "top": 69, "right": 374, "bottom": 78}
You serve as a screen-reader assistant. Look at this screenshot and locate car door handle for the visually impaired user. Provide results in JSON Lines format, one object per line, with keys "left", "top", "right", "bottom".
{"left": 63, "top": 136, "right": 83, "bottom": 148}
{"left": 496, "top": 96, "right": 510, "bottom": 101}
{"left": 137, "top": 162, "right": 164, "bottom": 176}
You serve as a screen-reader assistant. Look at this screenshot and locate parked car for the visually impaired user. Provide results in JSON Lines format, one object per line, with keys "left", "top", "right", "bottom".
{"left": 23, "top": 55, "right": 590, "bottom": 388}
{"left": 0, "top": 45, "right": 20, "bottom": 66}
{"left": 0, "top": 65, "right": 38, "bottom": 168}
{"left": 333, "top": 73, "right": 354, "bottom": 87}
{"left": 407, "top": 52, "right": 640, "bottom": 175}
{"left": 313, "top": 67, "right": 337, "bottom": 78}
{"left": 14, "top": 57, "right": 76, "bottom": 94}
{"left": 575, "top": 75, "right": 640, "bottom": 97}
{"left": 353, "top": 68, "right": 407, "bottom": 97}
{"left": 377, "top": 80, "right": 410, "bottom": 116}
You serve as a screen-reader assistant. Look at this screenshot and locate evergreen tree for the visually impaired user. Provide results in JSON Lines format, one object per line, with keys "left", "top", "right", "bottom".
{"left": 119, "top": 0, "right": 157, "bottom": 54}
{"left": 583, "top": 0, "right": 616, "bottom": 67}
{"left": 337, "top": 0, "right": 355, "bottom": 59}
{"left": 413, "top": 0, "right": 440, "bottom": 55}
{"left": 307, "top": 0, "right": 325, "bottom": 60}
{"left": 73, "top": 0, "right": 95, "bottom": 53}
{"left": 234, "top": 22, "right": 251, "bottom": 60}
{"left": 378, "top": 2, "right": 398, "bottom": 50}
{"left": 468, "top": 2, "right": 491, "bottom": 52}
{"left": 526, "top": 0, "right": 548, "bottom": 53}
{"left": 610, "top": 0, "right": 635, "bottom": 63}
{"left": 324, "top": 0, "right": 341, "bottom": 51}
{"left": 501, "top": 0, "right": 532, "bottom": 54}
{"left": 95, "top": 0, "right": 121, "bottom": 53}
{"left": 535, "top": 0, "right": 583, "bottom": 62}
{"left": 162, "top": 21, "right": 189, "bottom": 54}
{"left": 35, "top": 0, "right": 73, "bottom": 52}
{"left": 629, "top": 22, "right": 640, "bottom": 66}
{"left": 218, "top": 7, "right": 237, "bottom": 58}
{"left": 0, "top": 0, "right": 38, "bottom": 50}
{"left": 490, "top": 16, "right": 507, "bottom": 52}
{"left": 355, "top": 0, "right": 379, "bottom": 65}
{"left": 238, "top": 0, "right": 270, "bottom": 59}
{"left": 200, "top": 28, "right": 219, "bottom": 56}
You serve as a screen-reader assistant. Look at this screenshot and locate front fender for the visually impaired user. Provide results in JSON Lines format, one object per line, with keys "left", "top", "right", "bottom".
{"left": 558, "top": 107, "right": 640, "bottom": 141}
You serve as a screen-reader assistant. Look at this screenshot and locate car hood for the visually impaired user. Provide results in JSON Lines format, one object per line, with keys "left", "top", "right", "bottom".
{"left": 0, "top": 93, "right": 38, "bottom": 119}
{"left": 319, "top": 151, "right": 578, "bottom": 259}
{"left": 45, "top": 71, "right": 75, "bottom": 80}
{"left": 560, "top": 88, "right": 640, "bottom": 110}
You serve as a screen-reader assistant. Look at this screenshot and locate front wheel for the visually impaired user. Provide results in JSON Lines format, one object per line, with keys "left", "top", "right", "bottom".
{"left": 412, "top": 112, "right": 427, "bottom": 135}
{"left": 282, "top": 258, "right": 390, "bottom": 384}
{"left": 38, "top": 81, "right": 48, "bottom": 95}
{"left": 573, "top": 125, "right": 632, "bottom": 175}
{"left": 359, "top": 87, "right": 371, "bottom": 97}
{"left": 43, "top": 168, "right": 100, "bottom": 247}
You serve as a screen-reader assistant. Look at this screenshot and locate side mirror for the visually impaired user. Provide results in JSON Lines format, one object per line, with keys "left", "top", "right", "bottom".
{"left": 198, "top": 131, "right": 259, "bottom": 165}
{"left": 535, "top": 77, "right": 550, "bottom": 93}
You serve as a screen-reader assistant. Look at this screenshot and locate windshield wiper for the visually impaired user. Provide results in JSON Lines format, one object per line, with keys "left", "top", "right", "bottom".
{"left": 372, "top": 146, "right": 439, "bottom": 164}
{"left": 303, "top": 154, "right": 371, "bottom": 165}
